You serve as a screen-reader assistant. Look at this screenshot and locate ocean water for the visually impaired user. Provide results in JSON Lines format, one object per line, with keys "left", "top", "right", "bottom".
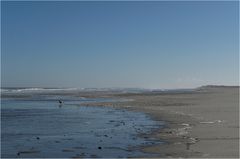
{"left": 1, "top": 89, "right": 164, "bottom": 158}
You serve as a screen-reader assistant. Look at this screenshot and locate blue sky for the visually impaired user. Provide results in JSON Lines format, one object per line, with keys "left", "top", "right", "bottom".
{"left": 1, "top": 1, "right": 239, "bottom": 89}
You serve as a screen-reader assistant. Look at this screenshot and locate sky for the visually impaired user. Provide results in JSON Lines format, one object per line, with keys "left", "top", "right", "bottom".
{"left": 1, "top": 1, "right": 239, "bottom": 89}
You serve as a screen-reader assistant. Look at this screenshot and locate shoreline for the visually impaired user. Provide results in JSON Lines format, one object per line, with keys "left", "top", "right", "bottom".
{"left": 2, "top": 98, "right": 160, "bottom": 158}
{"left": 79, "top": 86, "right": 239, "bottom": 158}
{"left": 1, "top": 86, "right": 239, "bottom": 158}
{"left": 81, "top": 100, "right": 200, "bottom": 157}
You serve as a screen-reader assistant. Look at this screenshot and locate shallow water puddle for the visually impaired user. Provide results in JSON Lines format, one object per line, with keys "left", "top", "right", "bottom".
{"left": 1, "top": 98, "right": 163, "bottom": 158}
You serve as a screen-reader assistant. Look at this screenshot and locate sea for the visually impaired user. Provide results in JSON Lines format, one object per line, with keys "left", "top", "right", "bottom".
{"left": 1, "top": 87, "right": 164, "bottom": 158}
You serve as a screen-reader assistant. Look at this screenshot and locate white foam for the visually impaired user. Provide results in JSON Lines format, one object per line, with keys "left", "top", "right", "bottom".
{"left": 181, "top": 123, "right": 190, "bottom": 126}
{"left": 1, "top": 87, "right": 79, "bottom": 94}
{"left": 200, "top": 121, "right": 215, "bottom": 124}
{"left": 200, "top": 120, "right": 225, "bottom": 124}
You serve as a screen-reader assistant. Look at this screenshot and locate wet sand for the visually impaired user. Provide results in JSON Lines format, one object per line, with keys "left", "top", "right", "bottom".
{"left": 80, "top": 86, "right": 239, "bottom": 158}
{"left": 1, "top": 98, "right": 162, "bottom": 158}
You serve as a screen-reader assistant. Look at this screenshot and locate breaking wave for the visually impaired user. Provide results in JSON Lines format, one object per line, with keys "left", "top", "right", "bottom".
{"left": 1, "top": 87, "right": 79, "bottom": 94}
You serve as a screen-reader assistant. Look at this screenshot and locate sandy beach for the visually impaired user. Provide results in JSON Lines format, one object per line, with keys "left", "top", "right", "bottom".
{"left": 1, "top": 86, "right": 239, "bottom": 158}
{"left": 80, "top": 86, "right": 239, "bottom": 158}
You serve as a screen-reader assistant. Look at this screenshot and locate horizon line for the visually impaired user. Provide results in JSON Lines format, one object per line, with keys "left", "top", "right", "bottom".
{"left": 1, "top": 85, "right": 240, "bottom": 90}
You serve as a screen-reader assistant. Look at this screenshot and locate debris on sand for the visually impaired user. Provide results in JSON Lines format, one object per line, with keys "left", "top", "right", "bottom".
{"left": 17, "top": 150, "right": 40, "bottom": 156}
{"left": 62, "top": 148, "right": 75, "bottom": 152}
